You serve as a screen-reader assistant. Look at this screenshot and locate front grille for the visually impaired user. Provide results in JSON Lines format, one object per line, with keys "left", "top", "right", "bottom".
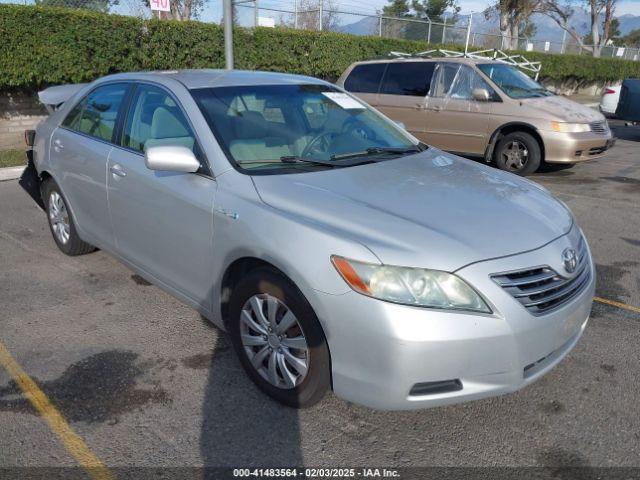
{"left": 589, "top": 121, "right": 608, "bottom": 133}
{"left": 589, "top": 146, "right": 607, "bottom": 155}
{"left": 491, "top": 235, "right": 591, "bottom": 316}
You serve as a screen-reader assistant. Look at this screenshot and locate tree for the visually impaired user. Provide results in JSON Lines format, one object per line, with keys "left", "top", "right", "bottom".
{"left": 138, "top": 0, "right": 207, "bottom": 20}
{"left": 539, "top": 0, "right": 618, "bottom": 57}
{"left": 380, "top": 0, "right": 460, "bottom": 41}
{"left": 620, "top": 28, "right": 640, "bottom": 47}
{"left": 36, "top": 0, "right": 118, "bottom": 12}
{"left": 293, "top": 0, "right": 340, "bottom": 30}
{"left": 585, "top": 17, "right": 620, "bottom": 44}
{"left": 380, "top": 0, "right": 411, "bottom": 39}
{"left": 382, "top": 0, "right": 410, "bottom": 17}
{"left": 486, "top": 0, "right": 541, "bottom": 51}
{"left": 412, "top": 0, "right": 459, "bottom": 23}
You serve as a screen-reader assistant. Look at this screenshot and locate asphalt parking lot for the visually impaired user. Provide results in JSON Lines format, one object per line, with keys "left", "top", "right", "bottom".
{"left": 0, "top": 120, "right": 638, "bottom": 477}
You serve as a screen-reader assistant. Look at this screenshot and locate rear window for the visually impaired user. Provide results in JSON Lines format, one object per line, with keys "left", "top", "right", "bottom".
{"left": 344, "top": 63, "right": 386, "bottom": 94}
{"left": 380, "top": 62, "right": 435, "bottom": 97}
{"left": 62, "top": 83, "right": 128, "bottom": 143}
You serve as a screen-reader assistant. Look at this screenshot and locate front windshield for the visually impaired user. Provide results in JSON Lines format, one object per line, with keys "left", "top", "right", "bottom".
{"left": 477, "top": 64, "right": 553, "bottom": 99}
{"left": 191, "top": 84, "right": 420, "bottom": 174}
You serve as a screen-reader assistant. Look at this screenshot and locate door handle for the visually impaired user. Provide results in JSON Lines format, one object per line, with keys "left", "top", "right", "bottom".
{"left": 414, "top": 103, "right": 426, "bottom": 110}
{"left": 53, "top": 139, "right": 64, "bottom": 151}
{"left": 109, "top": 164, "right": 127, "bottom": 178}
{"left": 428, "top": 105, "right": 442, "bottom": 112}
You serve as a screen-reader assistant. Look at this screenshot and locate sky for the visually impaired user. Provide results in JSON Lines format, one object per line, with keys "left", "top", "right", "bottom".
{"left": 453, "top": 0, "right": 640, "bottom": 15}
{"left": 3, "top": 0, "right": 634, "bottom": 24}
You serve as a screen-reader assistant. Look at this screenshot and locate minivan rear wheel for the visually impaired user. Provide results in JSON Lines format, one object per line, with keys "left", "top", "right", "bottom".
{"left": 494, "top": 131, "right": 541, "bottom": 175}
{"left": 227, "top": 268, "right": 331, "bottom": 408}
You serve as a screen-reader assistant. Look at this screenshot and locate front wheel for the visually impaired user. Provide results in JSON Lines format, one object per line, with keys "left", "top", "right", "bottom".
{"left": 494, "top": 131, "right": 541, "bottom": 175}
{"left": 227, "top": 269, "right": 331, "bottom": 408}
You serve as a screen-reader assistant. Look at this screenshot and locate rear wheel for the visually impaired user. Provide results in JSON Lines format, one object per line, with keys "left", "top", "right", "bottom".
{"left": 43, "top": 179, "right": 96, "bottom": 256}
{"left": 494, "top": 131, "right": 541, "bottom": 175}
{"left": 227, "top": 269, "right": 331, "bottom": 408}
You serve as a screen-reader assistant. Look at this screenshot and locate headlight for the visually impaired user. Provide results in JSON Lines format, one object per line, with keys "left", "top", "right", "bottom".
{"left": 331, "top": 256, "right": 491, "bottom": 313}
{"left": 550, "top": 121, "right": 591, "bottom": 133}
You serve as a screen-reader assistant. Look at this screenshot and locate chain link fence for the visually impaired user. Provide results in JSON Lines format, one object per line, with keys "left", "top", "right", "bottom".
{"left": 2, "top": 0, "right": 639, "bottom": 61}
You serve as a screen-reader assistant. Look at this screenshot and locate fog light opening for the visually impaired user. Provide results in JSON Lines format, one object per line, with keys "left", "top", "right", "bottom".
{"left": 409, "top": 379, "right": 462, "bottom": 397}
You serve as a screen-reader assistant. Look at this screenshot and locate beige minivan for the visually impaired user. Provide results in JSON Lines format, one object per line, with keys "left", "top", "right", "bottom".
{"left": 337, "top": 56, "right": 615, "bottom": 175}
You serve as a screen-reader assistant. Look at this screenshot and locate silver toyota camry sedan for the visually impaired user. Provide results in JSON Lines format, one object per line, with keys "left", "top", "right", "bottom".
{"left": 25, "top": 69, "right": 595, "bottom": 410}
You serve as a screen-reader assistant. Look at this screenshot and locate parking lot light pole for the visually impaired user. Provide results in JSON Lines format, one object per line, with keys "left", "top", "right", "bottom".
{"left": 224, "top": 0, "right": 234, "bottom": 69}
{"left": 464, "top": 12, "right": 473, "bottom": 55}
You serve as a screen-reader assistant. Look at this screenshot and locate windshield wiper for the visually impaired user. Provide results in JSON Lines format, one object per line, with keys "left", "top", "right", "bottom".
{"left": 235, "top": 157, "right": 338, "bottom": 168}
{"left": 280, "top": 156, "right": 338, "bottom": 167}
{"left": 330, "top": 145, "right": 423, "bottom": 161}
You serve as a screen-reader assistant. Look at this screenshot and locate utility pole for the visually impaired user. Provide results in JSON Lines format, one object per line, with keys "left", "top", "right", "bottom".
{"left": 379, "top": 15, "right": 382, "bottom": 37}
{"left": 294, "top": 0, "right": 298, "bottom": 28}
{"left": 255, "top": 0, "right": 259, "bottom": 27}
{"left": 441, "top": 17, "right": 446, "bottom": 44}
{"left": 319, "top": 0, "right": 323, "bottom": 31}
{"left": 464, "top": 12, "right": 473, "bottom": 54}
{"left": 223, "top": 0, "right": 234, "bottom": 69}
{"left": 427, "top": 20, "right": 431, "bottom": 43}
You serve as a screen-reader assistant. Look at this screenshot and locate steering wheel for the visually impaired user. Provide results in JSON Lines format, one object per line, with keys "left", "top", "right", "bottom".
{"left": 301, "top": 132, "right": 334, "bottom": 158}
{"left": 341, "top": 117, "right": 375, "bottom": 140}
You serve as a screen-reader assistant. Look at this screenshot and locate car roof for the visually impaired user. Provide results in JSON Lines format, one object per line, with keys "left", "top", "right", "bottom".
{"left": 93, "top": 69, "right": 330, "bottom": 90}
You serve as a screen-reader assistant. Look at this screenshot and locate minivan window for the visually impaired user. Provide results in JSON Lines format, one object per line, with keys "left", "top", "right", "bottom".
{"left": 380, "top": 62, "right": 435, "bottom": 97}
{"left": 344, "top": 63, "right": 386, "bottom": 93}
{"left": 63, "top": 84, "right": 128, "bottom": 142}
{"left": 122, "top": 84, "right": 196, "bottom": 153}
{"left": 432, "top": 63, "right": 461, "bottom": 97}
{"left": 448, "top": 65, "right": 496, "bottom": 100}
{"left": 192, "top": 84, "right": 418, "bottom": 174}
{"left": 477, "top": 63, "right": 552, "bottom": 99}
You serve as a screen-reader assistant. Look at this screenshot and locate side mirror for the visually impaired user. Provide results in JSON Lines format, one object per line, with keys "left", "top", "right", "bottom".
{"left": 472, "top": 88, "right": 491, "bottom": 102}
{"left": 145, "top": 146, "right": 200, "bottom": 173}
{"left": 395, "top": 121, "right": 406, "bottom": 130}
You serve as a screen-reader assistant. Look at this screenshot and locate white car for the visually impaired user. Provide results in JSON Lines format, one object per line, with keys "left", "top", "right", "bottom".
{"left": 600, "top": 85, "right": 621, "bottom": 117}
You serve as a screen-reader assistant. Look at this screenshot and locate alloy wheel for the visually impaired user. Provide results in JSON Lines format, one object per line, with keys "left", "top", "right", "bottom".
{"left": 502, "top": 140, "right": 529, "bottom": 171}
{"left": 239, "top": 294, "right": 309, "bottom": 389}
{"left": 48, "top": 191, "right": 70, "bottom": 244}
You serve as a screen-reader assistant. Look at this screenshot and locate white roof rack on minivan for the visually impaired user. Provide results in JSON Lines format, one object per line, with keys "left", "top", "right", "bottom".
{"left": 387, "top": 48, "right": 542, "bottom": 80}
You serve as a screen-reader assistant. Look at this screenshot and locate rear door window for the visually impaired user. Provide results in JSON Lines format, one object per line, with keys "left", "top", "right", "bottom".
{"left": 344, "top": 63, "right": 386, "bottom": 93}
{"left": 380, "top": 62, "right": 436, "bottom": 97}
{"left": 122, "top": 84, "right": 196, "bottom": 153}
{"left": 63, "top": 84, "right": 128, "bottom": 142}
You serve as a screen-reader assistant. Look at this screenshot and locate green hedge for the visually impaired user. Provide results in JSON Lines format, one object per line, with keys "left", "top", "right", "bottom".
{"left": 2, "top": 3, "right": 640, "bottom": 92}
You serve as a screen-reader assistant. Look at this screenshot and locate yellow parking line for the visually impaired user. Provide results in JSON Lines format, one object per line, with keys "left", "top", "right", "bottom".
{"left": 594, "top": 296, "right": 640, "bottom": 314}
{"left": 0, "top": 342, "right": 115, "bottom": 480}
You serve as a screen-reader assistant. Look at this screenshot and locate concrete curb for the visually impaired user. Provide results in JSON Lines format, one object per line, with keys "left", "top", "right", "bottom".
{"left": 0, "top": 166, "right": 25, "bottom": 182}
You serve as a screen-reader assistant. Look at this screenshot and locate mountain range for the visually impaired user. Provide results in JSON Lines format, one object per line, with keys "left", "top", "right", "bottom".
{"left": 337, "top": 9, "right": 640, "bottom": 43}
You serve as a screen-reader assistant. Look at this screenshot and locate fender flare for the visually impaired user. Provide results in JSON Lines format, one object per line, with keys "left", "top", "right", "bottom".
{"left": 484, "top": 122, "right": 545, "bottom": 162}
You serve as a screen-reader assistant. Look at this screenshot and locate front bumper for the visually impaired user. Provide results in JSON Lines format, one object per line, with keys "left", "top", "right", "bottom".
{"left": 310, "top": 228, "right": 594, "bottom": 410}
{"left": 542, "top": 129, "right": 615, "bottom": 163}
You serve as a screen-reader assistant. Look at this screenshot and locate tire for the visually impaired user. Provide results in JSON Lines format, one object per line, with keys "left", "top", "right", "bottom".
{"left": 42, "top": 179, "right": 96, "bottom": 256}
{"left": 494, "top": 131, "right": 542, "bottom": 175}
{"left": 227, "top": 268, "right": 331, "bottom": 408}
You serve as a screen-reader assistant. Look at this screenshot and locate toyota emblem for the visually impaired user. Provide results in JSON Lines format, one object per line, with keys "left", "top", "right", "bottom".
{"left": 562, "top": 248, "right": 578, "bottom": 274}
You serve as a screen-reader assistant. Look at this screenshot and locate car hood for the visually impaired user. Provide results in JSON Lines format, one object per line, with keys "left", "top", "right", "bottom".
{"left": 522, "top": 95, "right": 604, "bottom": 123}
{"left": 252, "top": 150, "right": 573, "bottom": 272}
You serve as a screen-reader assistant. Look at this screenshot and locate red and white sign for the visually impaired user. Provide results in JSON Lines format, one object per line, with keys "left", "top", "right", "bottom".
{"left": 150, "top": 0, "right": 170, "bottom": 12}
